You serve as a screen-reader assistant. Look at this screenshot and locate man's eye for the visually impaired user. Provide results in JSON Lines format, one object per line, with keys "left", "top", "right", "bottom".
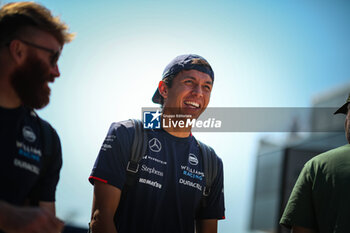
{"left": 204, "top": 85, "right": 211, "bottom": 91}
{"left": 50, "top": 52, "right": 59, "bottom": 66}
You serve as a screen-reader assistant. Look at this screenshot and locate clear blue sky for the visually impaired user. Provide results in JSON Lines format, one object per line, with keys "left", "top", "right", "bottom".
{"left": 2, "top": 0, "right": 350, "bottom": 232}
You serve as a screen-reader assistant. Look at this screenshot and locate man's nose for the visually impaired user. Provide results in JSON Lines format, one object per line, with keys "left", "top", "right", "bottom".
{"left": 192, "top": 84, "right": 203, "bottom": 97}
{"left": 51, "top": 64, "right": 60, "bottom": 78}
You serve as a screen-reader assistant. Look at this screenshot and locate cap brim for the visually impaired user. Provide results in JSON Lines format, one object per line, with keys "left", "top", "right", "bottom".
{"left": 152, "top": 88, "right": 163, "bottom": 104}
{"left": 334, "top": 102, "right": 348, "bottom": 115}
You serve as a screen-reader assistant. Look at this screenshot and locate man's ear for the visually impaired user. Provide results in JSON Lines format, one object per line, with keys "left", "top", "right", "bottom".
{"left": 158, "top": 80, "right": 168, "bottom": 99}
{"left": 8, "top": 40, "right": 27, "bottom": 65}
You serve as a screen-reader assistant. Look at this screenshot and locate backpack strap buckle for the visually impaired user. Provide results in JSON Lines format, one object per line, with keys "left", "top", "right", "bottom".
{"left": 203, "top": 186, "right": 210, "bottom": 197}
{"left": 126, "top": 161, "right": 139, "bottom": 173}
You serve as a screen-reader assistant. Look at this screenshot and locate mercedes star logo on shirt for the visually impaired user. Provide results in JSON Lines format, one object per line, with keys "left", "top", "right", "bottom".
{"left": 149, "top": 138, "right": 162, "bottom": 152}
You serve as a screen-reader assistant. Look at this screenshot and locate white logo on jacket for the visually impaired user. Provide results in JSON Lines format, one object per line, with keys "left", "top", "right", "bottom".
{"left": 22, "top": 126, "right": 36, "bottom": 143}
{"left": 188, "top": 153, "right": 198, "bottom": 166}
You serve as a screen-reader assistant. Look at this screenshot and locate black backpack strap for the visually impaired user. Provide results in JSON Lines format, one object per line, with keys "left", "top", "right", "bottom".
{"left": 38, "top": 118, "right": 56, "bottom": 175}
{"left": 124, "top": 119, "right": 148, "bottom": 187}
{"left": 27, "top": 111, "right": 57, "bottom": 205}
{"left": 197, "top": 140, "right": 218, "bottom": 197}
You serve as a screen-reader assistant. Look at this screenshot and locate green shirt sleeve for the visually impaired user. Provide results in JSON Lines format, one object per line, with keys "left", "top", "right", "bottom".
{"left": 280, "top": 161, "right": 317, "bottom": 230}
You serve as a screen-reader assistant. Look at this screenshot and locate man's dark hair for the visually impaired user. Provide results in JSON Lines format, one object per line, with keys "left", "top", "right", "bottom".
{"left": 159, "top": 74, "right": 175, "bottom": 106}
{"left": 162, "top": 74, "right": 175, "bottom": 88}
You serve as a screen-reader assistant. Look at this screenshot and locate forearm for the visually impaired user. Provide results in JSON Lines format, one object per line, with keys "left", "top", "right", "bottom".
{"left": 196, "top": 219, "right": 218, "bottom": 233}
{"left": 90, "top": 219, "right": 118, "bottom": 233}
{"left": 0, "top": 199, "right": 64, "bottom": 233}
{"left": 0, "top": 200, "right": 12, "bottom": 230}
{"left": 90, "top": 209, "right": 118, "bottom": 233}
{"left": 90, "top": 181, "right": 121, "bottom": 233}
{"left": 39, "top": 201, "right": 56, "bottom": 215}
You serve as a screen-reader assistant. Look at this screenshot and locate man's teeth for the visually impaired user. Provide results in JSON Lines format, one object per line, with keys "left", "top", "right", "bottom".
{"left": 185, "top": 101, "right": 200, "bottom": 108}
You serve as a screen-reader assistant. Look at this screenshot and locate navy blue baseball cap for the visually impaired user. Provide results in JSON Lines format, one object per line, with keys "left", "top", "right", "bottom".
{"left": 152, "top": 54, "right": 214, "bottom": 104}
{"left": 334, "top": 93, "right": 350, "bottom": 115}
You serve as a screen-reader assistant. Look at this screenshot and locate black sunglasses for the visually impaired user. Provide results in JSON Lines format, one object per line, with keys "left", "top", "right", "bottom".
{"left": 17, "top": 39, "right": 61, "bottom": 67}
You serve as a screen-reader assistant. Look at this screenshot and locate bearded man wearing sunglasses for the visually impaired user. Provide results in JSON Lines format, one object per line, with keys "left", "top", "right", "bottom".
{"left": 0, "top": 2, "right": 73, "bottom": 233}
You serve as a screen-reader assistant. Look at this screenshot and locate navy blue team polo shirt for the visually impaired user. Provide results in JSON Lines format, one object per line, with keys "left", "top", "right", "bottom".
{"left": 0, "top": 106, "right": 62, "bottom": 205}
{"left": 89, "top": 120, "right": 225, "bottom": 233}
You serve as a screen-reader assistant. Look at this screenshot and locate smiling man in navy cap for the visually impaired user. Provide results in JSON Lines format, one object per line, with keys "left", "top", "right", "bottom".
{"left": 89, "top": 54, "right": 225, "bottom": 233}
{"left": 280, "top": 93, "right": 350, "bottom": 233}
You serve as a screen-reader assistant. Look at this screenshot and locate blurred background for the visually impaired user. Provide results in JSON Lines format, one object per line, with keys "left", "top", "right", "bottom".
{"left": 2, "top": 0, "right": 350, "bottom": 232}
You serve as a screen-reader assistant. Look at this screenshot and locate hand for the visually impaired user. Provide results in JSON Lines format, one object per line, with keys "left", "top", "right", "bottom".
{"left": 0, "top": 202, "right": 64, "bottom": 233}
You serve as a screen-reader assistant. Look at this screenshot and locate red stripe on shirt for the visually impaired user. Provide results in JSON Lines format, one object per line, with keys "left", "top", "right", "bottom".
{"left": 89, "top": 176, "right": 107, "bottom": 183}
